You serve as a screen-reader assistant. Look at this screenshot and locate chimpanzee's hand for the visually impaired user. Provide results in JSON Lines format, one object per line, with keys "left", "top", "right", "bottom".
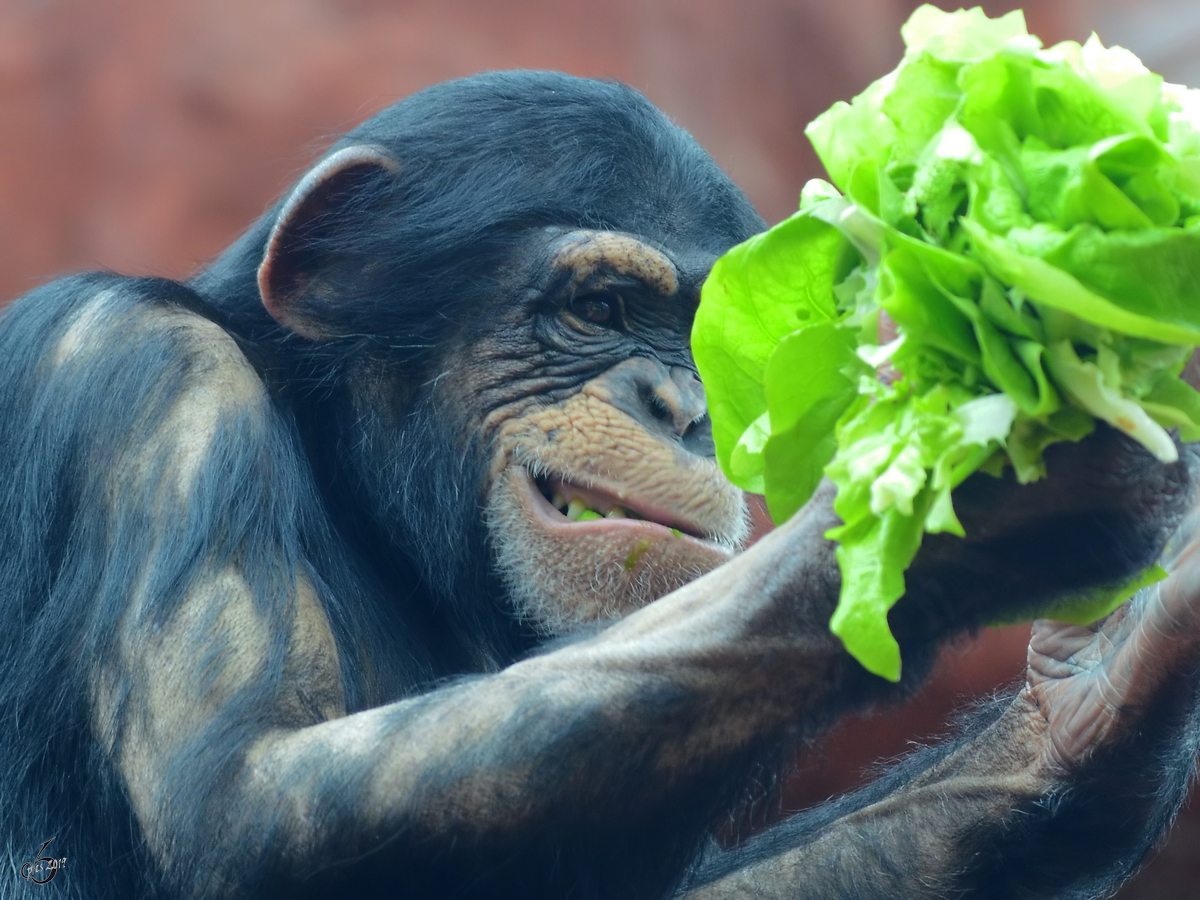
{"left": 1019, "top": 507, "right": 1200, "bottom": 771}
{"left": 890, "top": 425, "right": 1200, "bottom": 645}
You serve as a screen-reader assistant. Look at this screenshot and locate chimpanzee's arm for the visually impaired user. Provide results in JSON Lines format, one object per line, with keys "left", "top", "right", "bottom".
{"left": 684, "top": 525, "right": 1200, "bottom": 900}
{"left": 106, "top": 403, "right": 870, "bottom": 899}
{"left": 684, "top": 689, "right": 1198, "bottom": 899}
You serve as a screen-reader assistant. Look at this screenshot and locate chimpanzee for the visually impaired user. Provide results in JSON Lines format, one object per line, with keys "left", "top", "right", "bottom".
{"left": 2, "top": 70, "right": 1200, "bottom": 900}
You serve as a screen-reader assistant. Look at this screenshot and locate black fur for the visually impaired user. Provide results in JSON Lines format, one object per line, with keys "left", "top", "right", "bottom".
{"left": 0, "top": 71, "right": 1197, "bottom": 900}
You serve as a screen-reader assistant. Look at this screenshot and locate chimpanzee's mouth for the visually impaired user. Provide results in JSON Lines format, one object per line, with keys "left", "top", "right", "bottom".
{"left": 525, "top": 471, "right": 711, "bottom": 542}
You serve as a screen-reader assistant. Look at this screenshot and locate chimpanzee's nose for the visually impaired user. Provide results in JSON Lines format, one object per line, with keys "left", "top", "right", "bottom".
{"left": 591, "top": 357, "right": 714, "bottom": 456}
{"left": 652, "top": 366, "right": 707, "bottom": 436}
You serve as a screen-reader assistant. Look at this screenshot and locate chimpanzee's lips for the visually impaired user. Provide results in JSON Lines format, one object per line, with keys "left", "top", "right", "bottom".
{"left": 537, "top": 473, "right": 707, "bottom": 536}
{"left": 514, "top": 468, "right": 730, "bottom": 552}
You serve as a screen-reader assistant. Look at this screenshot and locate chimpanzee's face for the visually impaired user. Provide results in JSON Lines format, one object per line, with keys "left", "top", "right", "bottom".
{"left": 441, "top": 227, "right": 748, "bottom": 634}
{"left": 249, "top": 95, "right": 766, "bottom": 641}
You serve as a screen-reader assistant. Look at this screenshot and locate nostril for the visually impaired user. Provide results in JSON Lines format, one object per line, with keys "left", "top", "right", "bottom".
{"left": 643, "top": 386, "right": 675, "bottom": 425}
{"left": 681, "top": 413, "right": 714, "bottom": 456}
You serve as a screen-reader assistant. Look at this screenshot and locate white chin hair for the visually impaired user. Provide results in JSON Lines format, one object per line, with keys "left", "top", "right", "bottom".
{"left": 484, "top": 477, "right": 709, "bottom": 637}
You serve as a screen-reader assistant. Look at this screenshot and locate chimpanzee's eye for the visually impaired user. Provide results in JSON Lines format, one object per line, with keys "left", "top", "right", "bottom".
{"left": 569, "top": 294, "right": 616, "bottom": 327}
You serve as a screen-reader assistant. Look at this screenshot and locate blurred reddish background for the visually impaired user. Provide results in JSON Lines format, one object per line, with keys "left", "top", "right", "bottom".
{"left": 3, "top": 0, "right": 1199, "bottom": 895}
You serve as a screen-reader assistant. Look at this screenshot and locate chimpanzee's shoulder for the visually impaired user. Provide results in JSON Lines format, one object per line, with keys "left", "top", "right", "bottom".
{"left": 1, "top": 272, "right": 259, "bottom": 387}
{"left": 0, "top": 273, "right": 272, "bottom": 472}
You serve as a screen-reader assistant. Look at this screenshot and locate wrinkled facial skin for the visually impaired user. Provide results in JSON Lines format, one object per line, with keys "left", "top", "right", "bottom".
{"left": 438, "top": 228, "right": 749, "bottom": 635}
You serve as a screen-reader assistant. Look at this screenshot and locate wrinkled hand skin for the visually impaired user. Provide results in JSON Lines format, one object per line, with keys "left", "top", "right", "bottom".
{"left": 1026, "top": 529, "right": 1200, "bottom": 776}
{"left": 682, "top": 429, "right": 1200, "bottom": 900}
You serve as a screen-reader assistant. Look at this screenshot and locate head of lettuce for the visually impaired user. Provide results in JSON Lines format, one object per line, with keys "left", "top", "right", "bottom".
{"left": 693, "top": 5, "right": 1200, "bottom": 682}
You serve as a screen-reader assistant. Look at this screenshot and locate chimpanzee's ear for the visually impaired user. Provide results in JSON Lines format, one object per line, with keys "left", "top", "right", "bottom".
{"left": 258, "top": 145, "right": 401, "bottom": 339}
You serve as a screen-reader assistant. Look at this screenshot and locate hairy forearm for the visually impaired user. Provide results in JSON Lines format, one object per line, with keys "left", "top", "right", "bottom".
{"left": 154, "top": 498, "right": 863, "bottom": 896}
{"left": 680, "top": 697, "right": 1028, "bottom": 900}
{"left": 685, "top": 681, "right": 1200, "bottom": 900}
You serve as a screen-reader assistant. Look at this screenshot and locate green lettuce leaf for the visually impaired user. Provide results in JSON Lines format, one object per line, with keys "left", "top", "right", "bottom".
{"left": 694, "top": 4, "right": 1200, "bottom": 682}
{"left": 761, "top": 322, "right": 872, "bottom": 522}
{"left": 693, "top": 208, "right": 853, "bottom": 483}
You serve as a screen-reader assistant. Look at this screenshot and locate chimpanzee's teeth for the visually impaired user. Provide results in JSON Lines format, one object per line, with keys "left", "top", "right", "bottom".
{"left": 540, "top": 479, "right": 643, "bottom": 523}
{"left": 563, "top": 497, "right": 629, "bottom": 521}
